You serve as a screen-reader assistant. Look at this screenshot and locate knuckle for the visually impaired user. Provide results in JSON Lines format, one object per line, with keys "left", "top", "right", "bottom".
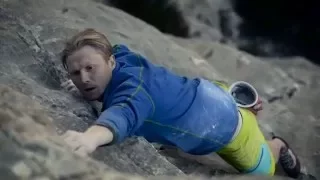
{"left": 65, "top": 130, "right": 73, "bottom": 134}
{"left": 63, "top": 130, "right": 71, "bottom": 137}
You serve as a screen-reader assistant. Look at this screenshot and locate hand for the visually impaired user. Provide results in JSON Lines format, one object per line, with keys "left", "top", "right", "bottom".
{"left": 62, "top": 125, "right": 114, "bottom": 157}
{"left": 62, "top": 130, "right": 98, "bottom": 157}
{"left": 248, "top": 97, "right": 263, "bottom": 115}
{"left": 61, "top": 79, "right": 80, "bottom": 96}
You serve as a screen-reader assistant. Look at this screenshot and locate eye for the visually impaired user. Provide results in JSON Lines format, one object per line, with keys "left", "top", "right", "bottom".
{"left": 86, "top": 65, "right": 94, "bottom": 71}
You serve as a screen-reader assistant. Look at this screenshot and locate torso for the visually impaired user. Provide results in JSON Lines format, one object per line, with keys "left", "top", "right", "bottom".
{"left": 103, "top": 45, "right": 239, "bottom": 155}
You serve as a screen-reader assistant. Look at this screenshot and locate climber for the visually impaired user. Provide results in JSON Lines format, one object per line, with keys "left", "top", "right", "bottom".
{"left": 60, "top": 28, "right": 302, "bottom": 178}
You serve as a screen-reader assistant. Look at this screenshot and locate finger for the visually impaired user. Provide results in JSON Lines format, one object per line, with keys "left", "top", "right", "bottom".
{"left": 61, "top": 130, "right": 77, "bottom": 138}
{"left": 67, "top": 85, "right": 75, "bottom": 91}
{"left": 63, "top": 135, "right": 76, "bottom": 146}
{"left": 253, "top": 103, "right": 263, "bottom": 111}
{"left": 68, "top": 140, "right": 82, "bottom": 151}
{"left": 70, "top": 87, "right": 78, "bottom": 93}
{"left": 60, "top": 81, "right": 68, "bottom": 88}
{"left": 61, "top": 130, "right": 72, "bottom": 139}
{"left": 62, "top": 134, "right": 83, "bottom": 151}
{"left": 248, "top": 107, "right": 258, "bottom": 115}
{"left": 62, "top": 130, "right": 80, "bottom": 142}
{"left": 257, "top": 98, "right": 263, "bottom": 105}
{"left": 74, "top": 146, "right": 90, "bottom": 157}
{"left": 61, "top": 79, "right": 72, "bottom": 87}
{"left": 256, "top": 97, "right": 262, "bottom": 103}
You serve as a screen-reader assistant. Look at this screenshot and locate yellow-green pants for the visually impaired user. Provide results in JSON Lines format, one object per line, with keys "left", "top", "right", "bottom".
{"left": 214, "top": 80, "right": 276, "bottom": 175}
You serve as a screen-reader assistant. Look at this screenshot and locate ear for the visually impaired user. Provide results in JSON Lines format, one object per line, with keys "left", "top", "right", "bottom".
{"left": 108, "top": 55, "right": 116, "bottom": 69}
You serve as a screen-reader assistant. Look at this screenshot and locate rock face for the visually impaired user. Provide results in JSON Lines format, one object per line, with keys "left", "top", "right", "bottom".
{"left": 103, "top": 0, "right": 320, "bottom": 65}
{"left": 1, "top": 84, "right": 288, "bottom": 180}
{"left": 169, "top": 36, "right": 320, "bottom": 178}
{"left": 0, "top": 0, "right": 318, "bottom": 179}
{"left": 0, "top": 84, "right": 110, "bottom": 180}
{"left": 180, "top": 0, "right": 320, "bottom": 66}
{"left": 1, "top": 0, "right": 192, "bottom": 177}
{"left": 0, "top": 0, "right": 233, "bottom": 178}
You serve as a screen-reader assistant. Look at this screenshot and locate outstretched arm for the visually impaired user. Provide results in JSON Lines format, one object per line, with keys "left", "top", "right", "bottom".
{"left": 94, "top": 81, "right": 155, "bottom": 145}
{"left": 62, "top": 80, "right": 155, "bottom": 156}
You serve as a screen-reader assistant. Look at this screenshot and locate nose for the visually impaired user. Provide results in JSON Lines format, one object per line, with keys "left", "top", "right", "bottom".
{"left": 80, "top": 71, "right": 90, "bottom": 84}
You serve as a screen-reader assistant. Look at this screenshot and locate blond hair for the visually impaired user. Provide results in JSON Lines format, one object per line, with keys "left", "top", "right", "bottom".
{"left": 61, "top": 28, "right": 113, "bottom": 69}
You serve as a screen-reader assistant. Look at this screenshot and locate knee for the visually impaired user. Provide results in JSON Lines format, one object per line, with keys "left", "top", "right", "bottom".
{"left": 244, "top": 144, "right": 276, "bottom": 176}
{"left": 245, "top": 165, "right": 275, "bottom": 176}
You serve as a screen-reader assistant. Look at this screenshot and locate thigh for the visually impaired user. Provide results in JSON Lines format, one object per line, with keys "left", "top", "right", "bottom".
{"left": 217, "top": 108, "right": 276, "bottom": 175}
{"left": 177, "top": 148, "right": 220, "bottom": 166}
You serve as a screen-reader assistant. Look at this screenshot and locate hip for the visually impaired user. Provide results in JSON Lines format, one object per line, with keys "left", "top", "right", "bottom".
{"left": 170, "top": 78, "right": 240, "bottom": 153}
{"left": 137, "top": 78, "right": 240, "bottom": 154}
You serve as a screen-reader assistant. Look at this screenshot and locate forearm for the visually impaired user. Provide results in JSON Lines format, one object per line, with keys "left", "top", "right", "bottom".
{"left": 94, "top": 81, "right": 153, "bottom": 144}
{"left": 95, "top": 107, "right": 131, "bottom": 144}
{"left": 84, "top": 125, "right": 114, "bottom": 147}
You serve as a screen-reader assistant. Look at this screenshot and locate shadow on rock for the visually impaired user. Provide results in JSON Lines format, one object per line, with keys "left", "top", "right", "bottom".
{"left": 230, "top": 0, "right": 320, "bottom": 66}
{"left": 105, "top": 0, "right": 190, "bottom": 38}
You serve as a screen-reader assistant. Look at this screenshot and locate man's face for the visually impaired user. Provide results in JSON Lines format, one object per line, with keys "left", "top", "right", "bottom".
{"left": 66, "top": 45, "right": 115, "bottom": 101}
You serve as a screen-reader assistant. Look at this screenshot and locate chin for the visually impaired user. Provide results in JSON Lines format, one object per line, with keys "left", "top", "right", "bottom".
{"left": 84, "top": 96, "right": 99, "bottom": 101}
{"left": 82, "top": 94, "right": 98, "bottom": 101}
{"left": 84, "top": 92, "right": 104, "bottom": 101}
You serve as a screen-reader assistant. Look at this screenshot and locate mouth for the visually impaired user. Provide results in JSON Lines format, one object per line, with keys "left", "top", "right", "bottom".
{"left": 84, "top": 87, "right": 96, "bottom": 92}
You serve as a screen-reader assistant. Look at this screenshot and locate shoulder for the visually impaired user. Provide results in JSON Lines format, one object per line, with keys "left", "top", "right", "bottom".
{"left": 112, "top": 44, "right": 130, "bottom": 55}
{"left": 102, "top": 67, "right": 147, "bottom": 105}
{"left": 101, "top": 74, "right": 154, "bottom": 112}
{"left": 112, "top": 44, "right": 151, "bottom": 67}
{"left": 112, "top": 44, "right": 136, "bottom": 61}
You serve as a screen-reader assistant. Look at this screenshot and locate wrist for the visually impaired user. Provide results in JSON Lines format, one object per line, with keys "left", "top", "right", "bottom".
{"left": 84, "top": 125, "right": 114, "bottom": 147}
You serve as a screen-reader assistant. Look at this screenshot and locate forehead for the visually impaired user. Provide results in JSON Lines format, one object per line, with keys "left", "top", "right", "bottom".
{"left": 66, "top": 45, "right": 105, "bottom": 70}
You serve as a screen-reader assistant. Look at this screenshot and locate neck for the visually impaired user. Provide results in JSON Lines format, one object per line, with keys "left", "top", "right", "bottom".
{"left": 97, "top": 95, "right": 104, "bottom": 102}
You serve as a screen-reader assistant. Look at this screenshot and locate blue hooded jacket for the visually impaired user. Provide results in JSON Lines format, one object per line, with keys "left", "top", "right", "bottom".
{"left": 95, "top": 44, "right": 238, "bottom": 155}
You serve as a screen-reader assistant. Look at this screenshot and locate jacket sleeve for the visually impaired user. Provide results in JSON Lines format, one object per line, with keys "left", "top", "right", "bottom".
{"left": 95, "top": 80, "right": 155, "bottom": 145}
